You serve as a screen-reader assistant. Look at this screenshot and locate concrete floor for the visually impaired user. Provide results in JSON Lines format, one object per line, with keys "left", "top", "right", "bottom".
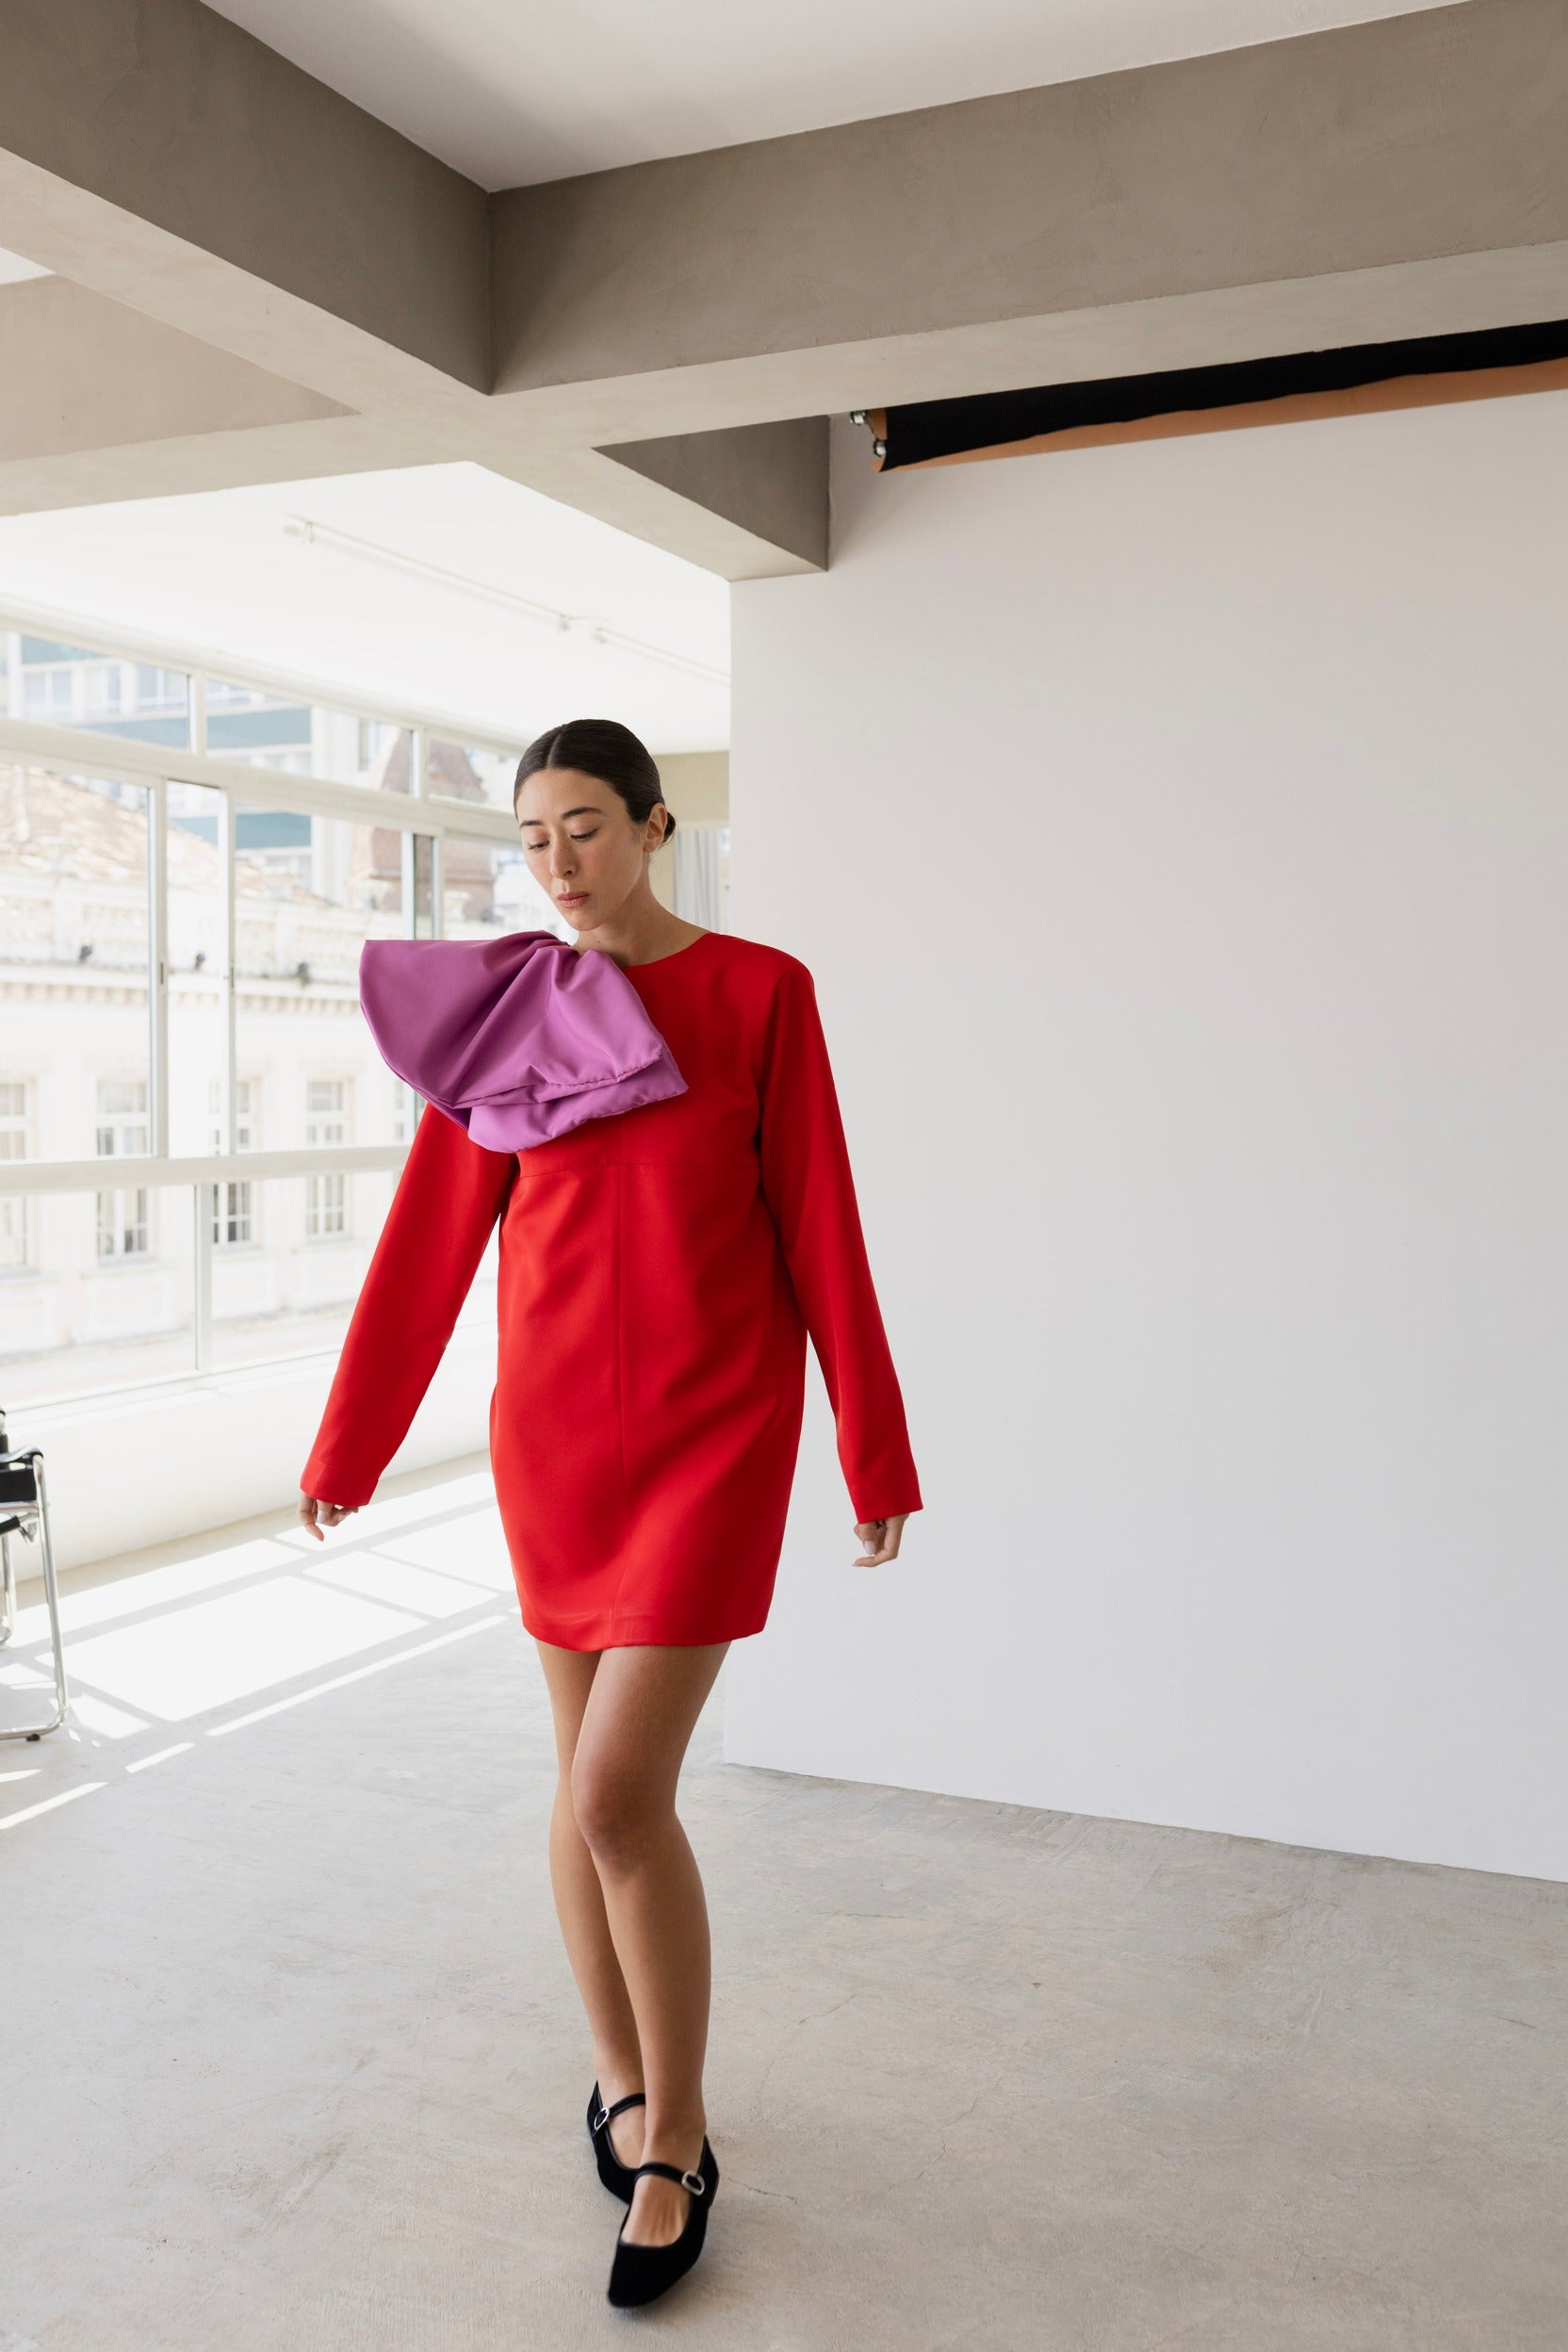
{"left": 3, "top": 1462, "right": 1565, "bottom": 2350}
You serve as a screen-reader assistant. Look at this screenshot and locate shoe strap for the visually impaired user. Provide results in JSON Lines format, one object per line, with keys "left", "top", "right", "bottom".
{"left": 634, "top": 2158, "right": 706, "bottom": 2197}
{"left": 593, "top": 2090, "right": 646, "bottom": 2132}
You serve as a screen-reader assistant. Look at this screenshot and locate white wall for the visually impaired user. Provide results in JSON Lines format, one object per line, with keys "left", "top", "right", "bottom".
{"left": 12, "top": 1331, "right": 496, "bottom": 1575}
{"left": 724, "top": 400, "right": 1568, "bottom": 1884}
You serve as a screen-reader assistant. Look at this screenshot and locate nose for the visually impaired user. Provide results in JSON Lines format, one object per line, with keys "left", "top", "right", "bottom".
{"left": 549, "top": 837, "right": 576, "bottom": 878}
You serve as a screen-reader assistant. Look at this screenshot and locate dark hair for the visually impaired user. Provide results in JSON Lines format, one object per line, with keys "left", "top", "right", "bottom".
{"left": 513, "top": 718, "right": 676, "bottom": 847}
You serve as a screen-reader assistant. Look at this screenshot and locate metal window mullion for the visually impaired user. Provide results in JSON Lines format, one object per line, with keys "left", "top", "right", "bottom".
{"left": 400, "top": 832, "right": 417, "bottom": 939}
{"left": 220, "top": 791, "right": 237, "bottom": 1154}
{"left": 148, "top": 776, "right": 171, "bottom": 1159}
{"left": 193, "top": 1182, "right": 214, "bottom": 1373}
{"left": 430, "top": 831, "right": 444, "bottom": 939}
{"left": 190, "top": 669, "right": 208, "bottom": 758}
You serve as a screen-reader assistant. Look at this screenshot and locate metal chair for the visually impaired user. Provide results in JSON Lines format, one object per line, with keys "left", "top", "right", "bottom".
{"left": 0, "top": 1407, "right": 69, "bottom": 1741}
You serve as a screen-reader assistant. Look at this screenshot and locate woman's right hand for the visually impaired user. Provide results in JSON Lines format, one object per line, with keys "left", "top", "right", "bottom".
{"left": 298, "top": 1494, "right": 359, "bottom": 1542}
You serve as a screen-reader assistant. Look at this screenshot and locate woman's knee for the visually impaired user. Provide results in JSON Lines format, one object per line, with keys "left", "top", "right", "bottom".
{"left": 569, "top": 1749, "right": 669, "bottom": 1871}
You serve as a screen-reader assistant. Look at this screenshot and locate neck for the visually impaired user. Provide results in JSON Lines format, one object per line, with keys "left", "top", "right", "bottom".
{"left": 568, "top": 888, "right": 706, "bottom": 970}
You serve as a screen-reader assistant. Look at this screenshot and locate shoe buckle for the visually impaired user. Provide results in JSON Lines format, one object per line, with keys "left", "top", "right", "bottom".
{"left": 679, "top": 2169, "right": 706, "bottom": 2197}
{"left": 592, "top": 2105, "right": 609, "bottom": 2133}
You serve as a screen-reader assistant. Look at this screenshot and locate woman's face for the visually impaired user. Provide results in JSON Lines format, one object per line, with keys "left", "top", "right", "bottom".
{"left": 515, "top": 766, "right": 667, "bottom": 933}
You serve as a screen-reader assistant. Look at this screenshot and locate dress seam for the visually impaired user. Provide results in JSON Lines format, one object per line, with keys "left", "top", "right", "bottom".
{"left": 606, "top": 1160, "right": 636, "bottom": 1642}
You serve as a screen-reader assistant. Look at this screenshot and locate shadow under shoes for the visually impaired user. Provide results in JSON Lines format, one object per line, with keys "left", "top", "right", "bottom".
{"left": 586, "top": 2082, "right": 646, "bottom": 2203}
{"left": 607, "top": 2138, "right": 720, "bottom": 2309}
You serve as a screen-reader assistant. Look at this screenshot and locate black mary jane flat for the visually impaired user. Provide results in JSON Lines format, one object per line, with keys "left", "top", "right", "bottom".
{"left": 606, "top": 2138, "right": 719, "bottom": 2308}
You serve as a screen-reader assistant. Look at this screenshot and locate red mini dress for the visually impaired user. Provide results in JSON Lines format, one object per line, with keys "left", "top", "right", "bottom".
{"left": 301, "top": 930, "right": 923, "bottom": 1650}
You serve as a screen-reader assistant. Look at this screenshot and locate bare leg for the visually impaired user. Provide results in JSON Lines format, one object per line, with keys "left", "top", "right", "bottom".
{"left": 570, "top": 1641, "right": 729, "bottom": 2247}
{"left": 535, "top": 1640, "right": 645, "bottom": 2169}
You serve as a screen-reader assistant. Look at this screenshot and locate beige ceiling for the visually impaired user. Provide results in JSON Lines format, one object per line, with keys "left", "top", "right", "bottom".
{"left": 204, "top": 0, "right": 1462, "bottom": 188}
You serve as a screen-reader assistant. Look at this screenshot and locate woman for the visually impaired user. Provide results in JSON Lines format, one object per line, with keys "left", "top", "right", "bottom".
{"left": 298, "top": 718, "right": 923, "bottom": 2307}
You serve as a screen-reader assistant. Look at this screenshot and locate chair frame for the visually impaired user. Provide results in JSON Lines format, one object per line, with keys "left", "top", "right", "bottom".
{"left": 0, "top": 1441, "right": 70, "bottom": 1741}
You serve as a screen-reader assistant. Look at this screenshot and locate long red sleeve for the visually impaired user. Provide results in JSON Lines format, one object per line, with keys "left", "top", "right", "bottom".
{"left": 757, "top": 960, "right": 923, "bottom": 1524}
{"left": 300, "top": 1104, "right": 514, "bottom": 1509}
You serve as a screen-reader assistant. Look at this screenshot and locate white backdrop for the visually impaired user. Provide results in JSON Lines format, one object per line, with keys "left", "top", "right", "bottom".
{"left": 723, "top": 399, "right": 1568, "bottom": 1884}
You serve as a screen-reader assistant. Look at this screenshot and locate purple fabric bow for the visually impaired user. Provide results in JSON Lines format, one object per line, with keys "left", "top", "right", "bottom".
{"left": 358, "top": 931, "right": 687, "bottom": 1152}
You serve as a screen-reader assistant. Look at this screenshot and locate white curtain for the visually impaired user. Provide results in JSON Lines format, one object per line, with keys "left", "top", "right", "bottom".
{"left": 673, "top": 824, "right": 725, "bottom": 929}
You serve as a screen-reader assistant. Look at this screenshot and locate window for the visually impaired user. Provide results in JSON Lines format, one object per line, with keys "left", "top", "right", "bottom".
{"left": 0, "top": 618, "right": 534, "bottom": 1402}
{"left": 96, "top": 1077, "right": 150, "bottom": 1258}
{"left": 205, "top": 678, "right": 313, "bottom": 769}
{"left": 82, "top": 661, "right": 123, "bottom": 719}
{"left": 209, "top": 1077, "right": 256, "bottom": 1247}
{"left": 233, "top": 807, "right": 419, "bottom": 1133}
{"left": 136, "top": 665, "right": 188, "bottom": 712}
{"left": 0, "top": 1078, "right": 33, "bottom": 1270}
{"left": 24, "top": 666, "right": 74, "bottom": 720}
{"left": 357, "top": 718, "right": 400, "bottom": 769}
{"left": 427, "top": 739, "right": 524, "bottom": 810}
{"left": 304, "top": 1078, "right": 349, "bottom": 1238}
{"left": 17, "top": 639, "right": 190, "bottom": 745}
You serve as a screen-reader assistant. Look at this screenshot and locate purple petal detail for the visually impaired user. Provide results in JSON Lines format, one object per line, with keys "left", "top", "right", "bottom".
{"left": 358, "top": 932, "right": 687, "bottom": 1152}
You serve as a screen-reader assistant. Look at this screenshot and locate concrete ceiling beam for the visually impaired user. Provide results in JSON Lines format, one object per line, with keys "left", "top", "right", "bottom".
{"left": 0, "top": 0, "right": 1565, "bottom": 576}
{"left": 464, "top": 434, "right": 828, "bottom": 580}
{"left": 591, "top": 420, "right": 830, "bottom": 573}
{"left": 487, "top": 0, "right": 1568, "bottom": 409}
{"left": 0, "top": 275, "right": 349, "bottom": 480}
{"left": 0, "top": 0, "right": 489, "bottom": 403}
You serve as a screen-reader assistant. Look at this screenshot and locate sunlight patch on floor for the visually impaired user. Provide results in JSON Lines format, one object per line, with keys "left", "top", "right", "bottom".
{"left": 303, "top": 1550, "right": 499, "bottom": 1619}
{"left": 1, "top": 1473, "right": 518, "bottom": 1789}
{"left": 58, "top": 1576, "right": 431, "bottom": 1721}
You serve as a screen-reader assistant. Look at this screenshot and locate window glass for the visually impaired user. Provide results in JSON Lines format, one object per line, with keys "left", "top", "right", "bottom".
{"left": 208, "top": 1077, "right": 257, "bottom": 1246}
{"left": 0, "top": 1158, "right": 489, "bottom": 1399}
{"left": 208, "top": 1168, "right": 405, "bottom": 1370}
{"left": 204, "top": 679, "right": 312, "bottom": 774}
{"left": 670, "top": 822, "right": 730, "bottom": 932}
{"left": 427, "top": 740, "right": 520, "bottom": 811}
{"left": 0, "top": 765, "right": 151, "bottom": 1163}
{"left": 7, "top": 631, "right": 190, "bottom": 747}
{"left": 204, "top": 681, "right": 414, "bottom": 787}
{"left": 443, "top": 837, "right": 572, "bottom": 942}
{"left": 95, "top": 1076, "right": 150, "bottom": 1263}
{"left": 233, "top": 806, "right": 415, "bottom": 1151}
{"left": 0, "top": 1184, "right": 197, "bottom": 1403}
{"left": 304, "top": 1078, "right": 350, "bottom": 1238}
{"left": 0, "top": 1077, "right": 34, "bottom": 1272}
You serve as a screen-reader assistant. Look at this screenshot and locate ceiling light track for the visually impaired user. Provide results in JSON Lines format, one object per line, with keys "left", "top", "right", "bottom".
{"left": 282, "top": 516, "right": 728, "bottom": 689}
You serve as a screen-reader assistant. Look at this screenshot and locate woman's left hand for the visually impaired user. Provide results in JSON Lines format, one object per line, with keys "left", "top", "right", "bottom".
{"left": 852, "top": 1513, "right": 910, "bottom": 1567}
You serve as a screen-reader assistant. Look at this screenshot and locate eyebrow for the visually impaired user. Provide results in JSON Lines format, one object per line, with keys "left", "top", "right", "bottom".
{"left": 519, "top": 805, "right": 603, "bottom": 825}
